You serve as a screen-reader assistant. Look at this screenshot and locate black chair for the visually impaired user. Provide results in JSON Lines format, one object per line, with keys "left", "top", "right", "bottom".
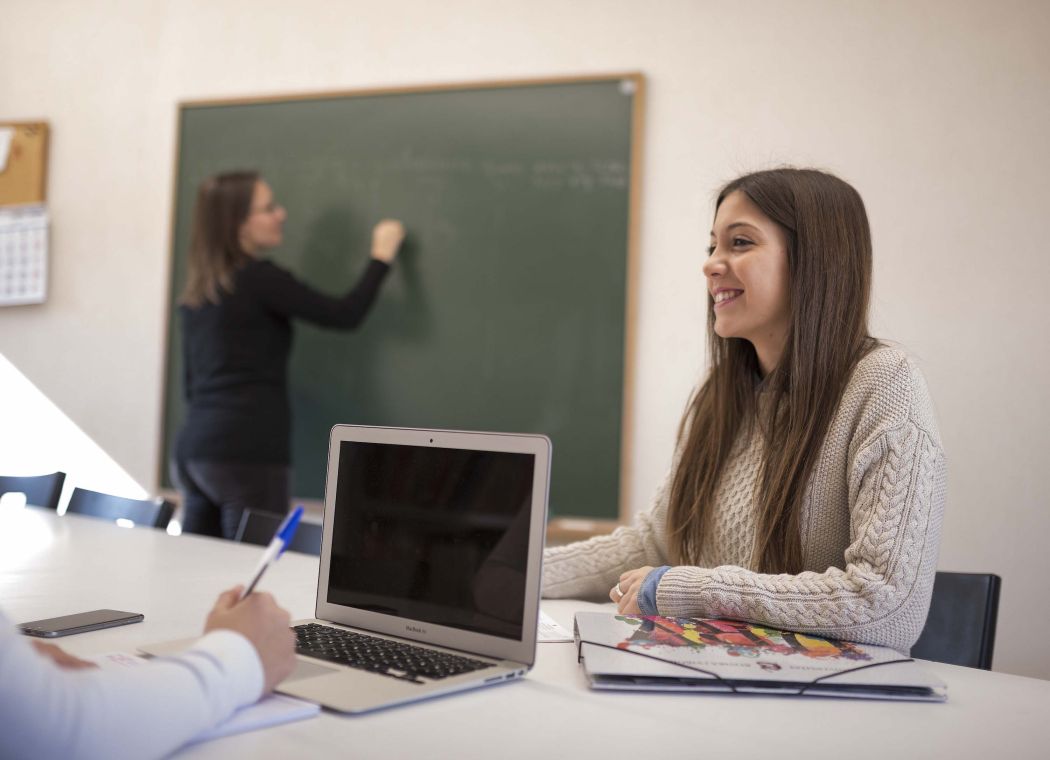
{"left": 234, "top": 509, "right": 323, "bottom": 556}
{"left": 911, "top": 571, "right": 1001, "bottom": 670}
{"left": 65, "top": 487, "right": 175, "bottom": 530}
{"left": 0, "top": 471, "right": 66, "bottom": 510}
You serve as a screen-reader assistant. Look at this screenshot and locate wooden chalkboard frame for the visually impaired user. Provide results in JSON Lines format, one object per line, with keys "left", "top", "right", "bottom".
{"left": 158, "top": 73, "right": 645, "bottom": 535}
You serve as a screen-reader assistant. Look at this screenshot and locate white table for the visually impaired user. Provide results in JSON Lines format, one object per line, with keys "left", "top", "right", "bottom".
{"left": 2, "top": 505, "right": 1049, "bottom": 759}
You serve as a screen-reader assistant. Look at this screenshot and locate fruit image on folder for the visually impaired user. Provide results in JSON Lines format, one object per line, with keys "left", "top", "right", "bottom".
{"left": 614, "top": 615, "right": 872, "bottom": 661}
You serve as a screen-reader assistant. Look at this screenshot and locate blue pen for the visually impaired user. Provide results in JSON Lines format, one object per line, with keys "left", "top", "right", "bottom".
{"left": 238, "top": 505, "right": 304, "bottom": 601}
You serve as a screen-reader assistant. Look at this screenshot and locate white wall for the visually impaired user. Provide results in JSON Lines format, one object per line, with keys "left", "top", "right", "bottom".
{"left": 2, "top": 0, "right": 1048, "bottom": 679}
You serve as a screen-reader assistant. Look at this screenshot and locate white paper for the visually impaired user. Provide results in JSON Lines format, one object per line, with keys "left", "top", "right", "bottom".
{"left": 189, "top": 693, "right": 320, "bottom": 744}
{"left": 88, "top": 651, "right": 149, "bottom": 670}
{"left": 538, "top": 610, "right": 573, "bottom": 643}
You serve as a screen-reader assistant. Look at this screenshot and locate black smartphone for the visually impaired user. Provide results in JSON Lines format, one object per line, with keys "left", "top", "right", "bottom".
{"left": 18, "top": 609, "right": 144, "bottom": 638}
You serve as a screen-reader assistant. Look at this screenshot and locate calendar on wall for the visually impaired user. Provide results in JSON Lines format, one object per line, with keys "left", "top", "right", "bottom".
{"left": 0, "top": 205, "right": 49, "bottom": 306}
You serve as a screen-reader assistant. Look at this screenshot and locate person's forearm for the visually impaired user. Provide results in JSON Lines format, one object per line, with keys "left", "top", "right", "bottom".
{"left": 543, "top": 472, "right": 674, "bottom": 600}
{"left": 656, "top": 423, "right": 945, "bottom": 651}
{"left": 1, "top": 629, "right": 262, "bottom": 760}
{"left": 543, "top": 515, "right": 667, "bottom": 599}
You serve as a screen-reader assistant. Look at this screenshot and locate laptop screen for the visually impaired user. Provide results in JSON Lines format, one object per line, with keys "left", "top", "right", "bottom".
{"left": 326, "top": 440, "right": 534, "bottom": 641}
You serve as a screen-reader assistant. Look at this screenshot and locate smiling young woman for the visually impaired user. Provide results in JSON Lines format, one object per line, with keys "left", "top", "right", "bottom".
{"left": 542, "top": 168, "right": 946, "bottom": 653}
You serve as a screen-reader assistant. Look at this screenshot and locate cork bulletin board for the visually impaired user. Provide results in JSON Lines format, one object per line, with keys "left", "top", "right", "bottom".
{"left": 0, "top": 122, "right": 50, "bottom": 306}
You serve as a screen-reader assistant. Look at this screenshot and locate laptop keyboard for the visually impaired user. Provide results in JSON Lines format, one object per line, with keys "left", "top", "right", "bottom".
{"left": 293, "top": 623, "right": 495, "bottom": 683}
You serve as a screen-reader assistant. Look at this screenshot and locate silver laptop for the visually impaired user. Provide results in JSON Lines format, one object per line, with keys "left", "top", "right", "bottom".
{"left": 275, "top": 424, "right": 550, "bottom": 713}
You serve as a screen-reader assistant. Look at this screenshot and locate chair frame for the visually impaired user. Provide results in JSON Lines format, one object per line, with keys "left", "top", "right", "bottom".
{"left": 912, "top": 571, "right": 1001, "bottom": 670}
{"left": 65, "top": 486, "right": 175, "bottom": 530}
{"left": 234, "top": 508, "right": 323, "bottom": 556}
{"left": 0, "top": 471, "right": 67, "bottom": 511}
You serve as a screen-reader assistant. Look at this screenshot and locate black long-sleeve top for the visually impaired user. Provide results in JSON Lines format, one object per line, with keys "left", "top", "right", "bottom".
{"left": 175, "top": 257, "right": 390, "bottom": 464}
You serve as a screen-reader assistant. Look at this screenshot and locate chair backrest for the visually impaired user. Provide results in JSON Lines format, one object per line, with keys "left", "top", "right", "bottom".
{"left": 0, "top": 471, "right": 67, "bottom": 510}
{"left": 911, "top": 571, "right": 1001, "bottom": 670}
{"left": 234, "top": 509, "right": 323, "bottom": 556}
{"left": 66, "top": 487, "right": 175, "bottom": 530}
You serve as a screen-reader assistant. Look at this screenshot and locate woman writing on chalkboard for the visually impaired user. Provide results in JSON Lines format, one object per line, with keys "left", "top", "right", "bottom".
{"left": 173, "top": 170, "right": 405, "bottom": 538}
{"left": 543, "top": 168, "right": 946, "bottom": 652}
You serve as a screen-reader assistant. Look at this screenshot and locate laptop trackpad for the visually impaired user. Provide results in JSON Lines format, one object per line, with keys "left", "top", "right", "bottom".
{"left": 286, "top": 658, "right": 341, "bottom": 683}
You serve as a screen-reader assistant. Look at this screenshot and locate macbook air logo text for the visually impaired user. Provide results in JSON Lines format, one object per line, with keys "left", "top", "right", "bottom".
{"left": 405, "top": 625, "right": 427, "bottom": 634}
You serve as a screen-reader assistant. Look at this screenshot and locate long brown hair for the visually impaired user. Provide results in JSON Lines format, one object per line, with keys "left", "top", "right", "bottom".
{"left": 180, "top": 171, "right": 258, "bottom": 307}
{"left": 667, "top": 168, "right": 878, "bottom": 573}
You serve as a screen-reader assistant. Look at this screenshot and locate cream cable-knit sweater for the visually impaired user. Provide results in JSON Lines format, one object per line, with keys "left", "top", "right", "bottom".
{"left": 543, "top": 346, "right": 946, "bottom": 652}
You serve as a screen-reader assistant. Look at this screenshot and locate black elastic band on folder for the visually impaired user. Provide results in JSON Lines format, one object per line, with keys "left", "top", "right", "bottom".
{"left": 794, "top": 657, "right": 916, "bottom": 696}
{"left": 578, "top": 638, "right": 915, "bottom": 696}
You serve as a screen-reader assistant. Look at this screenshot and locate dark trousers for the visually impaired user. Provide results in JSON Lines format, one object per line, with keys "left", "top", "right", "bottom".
{"left": 171, "top": 459, "right": 290, "bottom": 540}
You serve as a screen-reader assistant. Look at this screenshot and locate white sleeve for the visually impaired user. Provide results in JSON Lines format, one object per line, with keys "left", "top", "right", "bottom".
{"left": 0, "top": 610, "right": 264, "bottom": 760}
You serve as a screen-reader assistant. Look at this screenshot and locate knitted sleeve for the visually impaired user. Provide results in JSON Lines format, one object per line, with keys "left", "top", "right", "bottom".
{"left": 541, "top": 470, "right": 674, "bottom": 600}
{"left": 656, "top": 353, "right": 946, "bottom": 652}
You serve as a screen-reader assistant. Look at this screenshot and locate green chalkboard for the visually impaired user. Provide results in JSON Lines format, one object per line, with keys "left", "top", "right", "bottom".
{"left": 161, "top": 76, "right": 642, "bottom": 520}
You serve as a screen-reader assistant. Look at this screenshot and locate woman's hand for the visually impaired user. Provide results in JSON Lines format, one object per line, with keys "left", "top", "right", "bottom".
{"left": 31, "top": 640, "right": 99, "bottom": 670}
{"left": 610, "top": 566, "right": 654, "bottom": 614}
{"left": 371, "top": 219, "right": 406, "bottom": 263}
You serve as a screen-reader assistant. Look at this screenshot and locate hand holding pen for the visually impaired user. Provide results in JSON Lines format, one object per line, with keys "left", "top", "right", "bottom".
{"left": 239, "top": 506, "right": 305, "bottom": 600}
{"left": 205, "top": 586, "right": 297, "bottom": 693}
{"left": 202, "top": 505, "right": 305, "bottom": 692}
